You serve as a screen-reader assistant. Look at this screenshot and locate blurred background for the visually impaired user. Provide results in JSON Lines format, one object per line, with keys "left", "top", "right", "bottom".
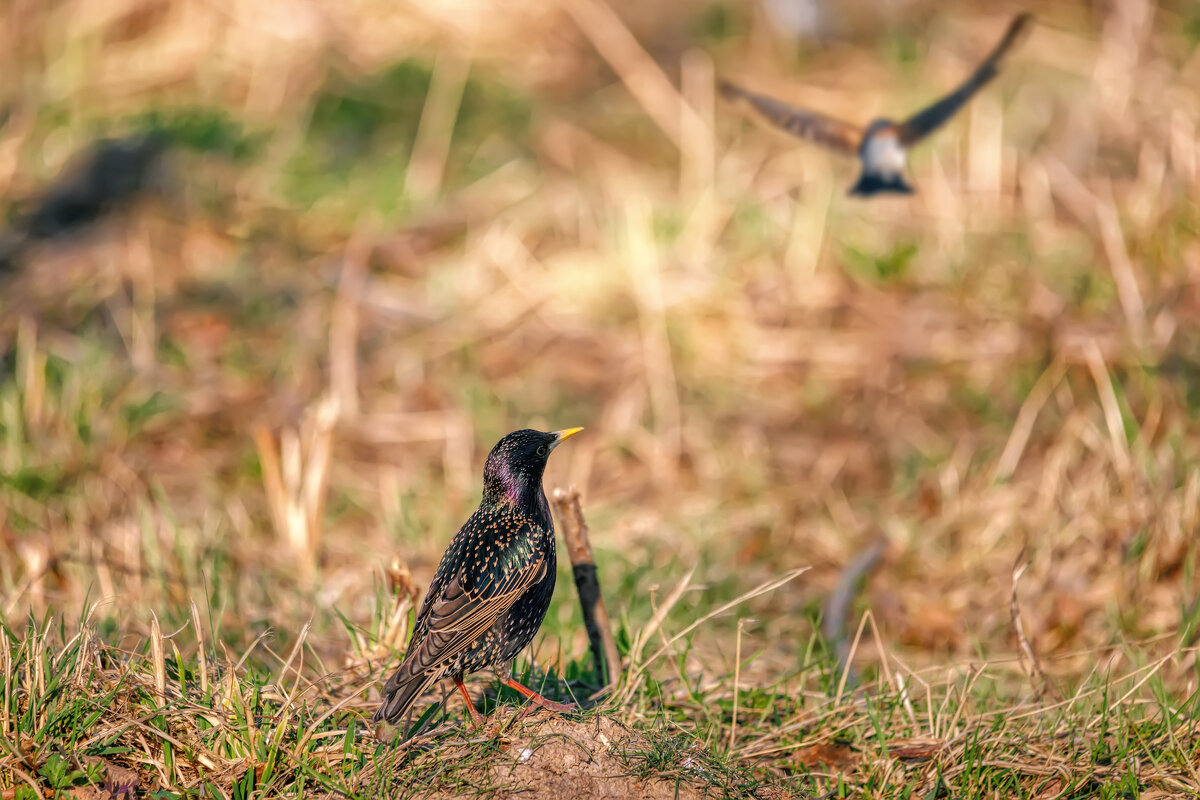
{"left": 1, "top": 0, "right": 1198, "bottom": 694}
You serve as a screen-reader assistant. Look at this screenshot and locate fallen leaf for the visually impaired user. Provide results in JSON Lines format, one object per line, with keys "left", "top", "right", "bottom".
{"left": 887, "top": 738, "right": 945, "bottom": 761}
{"left": 793, "top": 742, "right": 857, "bottom": 770}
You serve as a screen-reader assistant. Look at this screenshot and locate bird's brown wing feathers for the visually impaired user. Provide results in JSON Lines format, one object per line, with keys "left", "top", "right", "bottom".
{"left": 375, "top": 552, "right": 549, "bottom": 724}
{"left": 404, "top": 554, "right": 548, "bottom": 672}
{"left": 897, "top": 13, "right": 1033, "bottom": 146}
{"left": 719, "top": 80, "right": 862, "bottom": 155}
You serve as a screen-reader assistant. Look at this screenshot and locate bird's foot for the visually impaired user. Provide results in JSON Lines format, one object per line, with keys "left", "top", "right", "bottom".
{"left": 502, "top": 677, "right": 577, "bottom": 714}
{"left": 454, "top": 676, "right": 487, "bottom": 728}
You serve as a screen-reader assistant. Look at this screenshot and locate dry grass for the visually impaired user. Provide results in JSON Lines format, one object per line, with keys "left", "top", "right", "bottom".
{"left": 2, "top": 0, "right": 1200, "bottom": 796}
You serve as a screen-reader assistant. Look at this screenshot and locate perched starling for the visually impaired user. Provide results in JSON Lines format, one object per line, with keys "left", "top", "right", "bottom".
{"left": 719, "top": 13, "right": 1033, "bottom": 196}
{"left": 375, "top": 427, "right": 583, "bottom": 730}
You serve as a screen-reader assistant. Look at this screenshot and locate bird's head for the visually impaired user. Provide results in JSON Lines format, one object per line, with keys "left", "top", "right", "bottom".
{"left": 482, "top": 427, "right": 582, "bottom": 508}
{"left": 863, "top": 118, "right": 898, "bottom": 140}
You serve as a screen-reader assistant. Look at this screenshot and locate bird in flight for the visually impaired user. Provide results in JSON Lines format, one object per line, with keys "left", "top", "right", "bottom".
{"left": 719, "top": 13, "right": 1033, "bottom": 197}
{"left": 375, "top": 427, "right": 583, "bottom": 733}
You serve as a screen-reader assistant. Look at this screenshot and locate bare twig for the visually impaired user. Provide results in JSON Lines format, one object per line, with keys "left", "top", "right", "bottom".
{"left": 823, "top": 535, "right": 888, "bottom": 689}
{"left": 551, "top": 487, "right": 621, "bottom": 692}
{"left": 1010, "top": 555, "right": 1047, "bottom": 692}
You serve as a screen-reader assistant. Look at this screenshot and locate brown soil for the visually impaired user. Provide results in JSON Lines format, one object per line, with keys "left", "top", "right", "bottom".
{"left": 421, "top": 714, "right": 715, "bottom": 800}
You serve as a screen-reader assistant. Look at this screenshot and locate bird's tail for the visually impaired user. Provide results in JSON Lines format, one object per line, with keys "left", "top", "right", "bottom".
{"left": 374, "top": 664, "right": 439, "bottom": 727}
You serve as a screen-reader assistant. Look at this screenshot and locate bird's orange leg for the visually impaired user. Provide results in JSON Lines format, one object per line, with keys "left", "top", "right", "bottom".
{"left": 454, "top": 676, "right": 486, "bottom": 727}
{"left": 501, "top": 677, "right": 576, "bottom": 713}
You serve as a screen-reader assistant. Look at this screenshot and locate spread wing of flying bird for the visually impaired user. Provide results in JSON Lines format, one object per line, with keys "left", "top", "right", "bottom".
{"left": 719, "top": 13, "right": 1033, "bottom": 153}
{"left": 717, "top": 80, "right": 862, "bottom": 155}
{"left": 896, "top": 12, "right": 1034, "bottom": 145}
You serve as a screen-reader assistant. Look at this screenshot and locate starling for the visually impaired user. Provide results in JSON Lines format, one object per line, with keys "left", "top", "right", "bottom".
{"left": 375, "top": 427, "right": 583, "bottom": 730}
{"left": 0, "top": 131, "right": 170, "bottom": 272}
{"left": 719, "top": 13, "right": 1033, "bottom": 197}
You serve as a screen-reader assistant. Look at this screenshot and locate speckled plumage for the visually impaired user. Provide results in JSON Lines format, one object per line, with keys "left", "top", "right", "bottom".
{"left": 375, "top": 428, "right": 581, "bottom": 728}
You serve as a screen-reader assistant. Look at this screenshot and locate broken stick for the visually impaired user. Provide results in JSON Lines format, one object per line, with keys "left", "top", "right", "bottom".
{"left": 551, "top": 487, "right": 621, "bottom": 691}
{"left": 823, "top": 534, "right": 888, "bottom": 689}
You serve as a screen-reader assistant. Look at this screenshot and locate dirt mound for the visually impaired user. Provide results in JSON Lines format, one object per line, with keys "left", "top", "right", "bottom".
{"left": 421, "top": 714, "right": 710, "bottom": 800}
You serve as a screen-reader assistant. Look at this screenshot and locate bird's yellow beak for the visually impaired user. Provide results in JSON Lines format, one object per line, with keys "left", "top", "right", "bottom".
{"left": 551, "top": 427, "right": 584, "bottom": 449}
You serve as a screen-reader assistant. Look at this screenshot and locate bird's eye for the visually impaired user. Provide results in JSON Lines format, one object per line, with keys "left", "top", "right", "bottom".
{"left": 537, "top": 445, "right": 548, "bottom": 457}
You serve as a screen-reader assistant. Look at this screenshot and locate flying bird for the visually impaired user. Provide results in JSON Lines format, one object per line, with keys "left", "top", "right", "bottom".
{"left": 719, "top": 13, "right": 1033, "bottom": 196}
{"left": 375, "top": 427, "right": 583, "bottom": 732}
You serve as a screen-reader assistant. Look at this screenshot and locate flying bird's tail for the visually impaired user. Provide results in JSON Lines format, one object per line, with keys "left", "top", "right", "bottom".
{"left": 848, "top": 171, "right": 915, "bottom": 197}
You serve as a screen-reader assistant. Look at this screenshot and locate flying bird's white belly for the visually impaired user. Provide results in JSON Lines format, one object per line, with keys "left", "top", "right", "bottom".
{"left": 862, "top": 133, "right": 907, "bottom": 175}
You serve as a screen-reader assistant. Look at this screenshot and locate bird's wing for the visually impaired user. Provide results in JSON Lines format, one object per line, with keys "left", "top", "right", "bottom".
{"left": 719, "top": 80, "right": 862, "bottom": 155}
{"left": 896, "top": 13, "right": 1034, "bottom": 146}
{"left": 395, "top": 549, "right": 550, "bottom": 677}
